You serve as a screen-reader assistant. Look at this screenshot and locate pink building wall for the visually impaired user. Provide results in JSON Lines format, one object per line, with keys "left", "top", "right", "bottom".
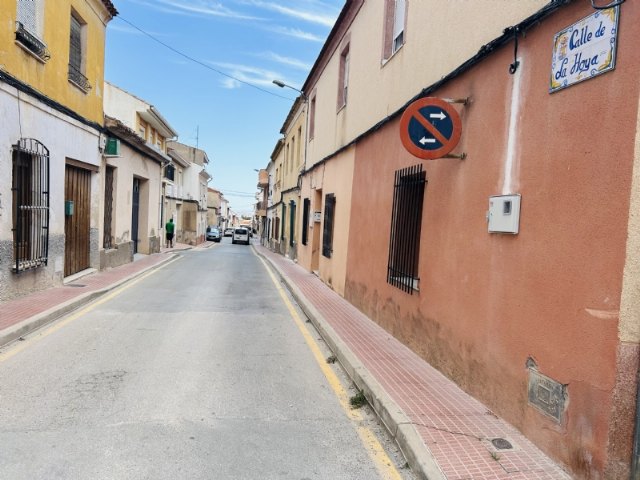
{"left": 345, "top": 3, "right": 640, "bottom": 478}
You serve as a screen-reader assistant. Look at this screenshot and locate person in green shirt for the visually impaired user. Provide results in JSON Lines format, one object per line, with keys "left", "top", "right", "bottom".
{"left": 165, "top": 218, "right": 175, "bottom": 248}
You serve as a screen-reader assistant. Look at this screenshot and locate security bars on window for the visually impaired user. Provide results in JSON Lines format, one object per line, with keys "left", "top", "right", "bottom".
{"left": 387, "top": 164, "right": 426, "bottom": 294}
{"left": 11, "top": 138, "right": 50, "bottom": 273}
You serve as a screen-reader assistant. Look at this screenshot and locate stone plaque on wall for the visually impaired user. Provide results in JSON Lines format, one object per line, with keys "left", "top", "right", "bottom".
{"left": 528, "top": 368, "right": 567, "bottom": 423}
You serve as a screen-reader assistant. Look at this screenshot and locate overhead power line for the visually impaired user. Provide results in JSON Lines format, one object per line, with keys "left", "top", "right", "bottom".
{"left": 115, "top": 16, "right": 293, "bottom": 101}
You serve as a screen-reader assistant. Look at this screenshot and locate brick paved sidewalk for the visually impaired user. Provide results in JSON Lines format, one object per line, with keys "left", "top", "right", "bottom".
{"left": 254, "top": 243, "right": 571, "bottom": 480}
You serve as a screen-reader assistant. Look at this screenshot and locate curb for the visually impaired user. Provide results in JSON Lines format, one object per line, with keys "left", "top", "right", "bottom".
{"left": 253, "top": 246, "right": 445, "bottom": 480}
{"left": 0, "top": 253, "right": 178, "bottom": 349}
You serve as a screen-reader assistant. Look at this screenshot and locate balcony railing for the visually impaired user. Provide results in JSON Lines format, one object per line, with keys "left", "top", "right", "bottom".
{"left": 15, "top": 22, "right": 50, "bottom": 61}
{"left": 68, "top": 63, "right": 92, "bottom": 93}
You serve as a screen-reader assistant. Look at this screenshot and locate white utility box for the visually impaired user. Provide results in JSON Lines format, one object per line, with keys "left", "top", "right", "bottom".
{"left": 488, "top": 194, "right": 521, "bottom": 234}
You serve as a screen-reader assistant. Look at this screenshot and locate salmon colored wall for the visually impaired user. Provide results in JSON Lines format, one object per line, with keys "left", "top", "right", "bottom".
{"left": 298, "top": 148, "right": 355, "bottom": 295}
{"left": 345, "top": 3, "right": 640, "bottom": 478}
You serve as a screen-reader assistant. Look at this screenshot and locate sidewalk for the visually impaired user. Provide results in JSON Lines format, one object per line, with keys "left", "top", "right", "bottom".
{"left": 253, "top": 243, "right": 572, "bottom": 480}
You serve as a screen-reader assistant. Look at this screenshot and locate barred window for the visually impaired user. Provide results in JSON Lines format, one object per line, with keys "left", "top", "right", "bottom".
{"left": 12, "top": 138, "right": 50, "bottom": 273}
{"left": 302, "top": 198, "right": 310, "bottom": 246}
{"left": 322, "top": 194, "right": 335, "bottom": 258}
{"left": 387, "top": 164, "right": 426, "bottom": 294}
{"left": 68, "top": 12, "right": 91, "bottom": 92}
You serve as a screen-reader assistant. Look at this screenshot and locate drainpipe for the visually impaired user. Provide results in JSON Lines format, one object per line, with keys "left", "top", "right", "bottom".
{"left": 632, "top": 363, "right": 640, "bottom": 479}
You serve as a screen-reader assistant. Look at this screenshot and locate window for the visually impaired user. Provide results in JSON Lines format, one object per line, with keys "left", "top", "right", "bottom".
{"left": 387, "top": 164, "right": 426, "bottom": 294}
{"left": 297, "top": 127, "right": 302, "bottom": 165}
{"left": 322, "top": 194, "right": 336, "bottom": 258}
{"left": 338, "top": 44, "right": 350, "bottom": 109}
{"left": 164, "top": 164, "right": 175, "bottom": 182}
{"left": 383, "top": 0, "right": 406, "bottom": 61}
{"left": 15, "top": 0, "right": 49, "bottom": 60}
{"left": 68, "top": 12, "right": 91, "bottom": 92}
{"left": 138, "top": 118, "right": 147, "bottom": 140}
{"left": 309, "top": 94, "right": 316, "bottom": 140}
{"left": 302, "top": 198, "right": 310, "bottom": 246}
{"left": 11, "top": 138, "right": 50, "bottom": 273}
{"left": 290, "top": 136, "right": 295, "bottom": 171}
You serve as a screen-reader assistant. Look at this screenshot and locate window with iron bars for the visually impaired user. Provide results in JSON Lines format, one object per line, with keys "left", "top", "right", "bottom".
{"left": 322, "top": 194, "right": 335, "bottom": 258}
{"left": 11, "top": 138, "right": 50, "bottom": 273}
{"left": 387, "top": 164, "right": 426, "bottom": 294}
{"left": 68, "top": 12, "right": 91, "bottom": 92}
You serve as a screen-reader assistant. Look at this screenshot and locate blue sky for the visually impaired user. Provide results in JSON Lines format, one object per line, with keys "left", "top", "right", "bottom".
{"left": 105, "top": 0, "right": 343, "bottom": 216}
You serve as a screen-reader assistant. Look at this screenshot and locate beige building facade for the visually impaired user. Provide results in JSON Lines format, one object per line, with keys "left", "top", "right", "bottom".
{"left": 166, "top": 141, "right": 210, "bottom": 245}
{"left": 102, "top": 83, "right": 177, "bottom": 266}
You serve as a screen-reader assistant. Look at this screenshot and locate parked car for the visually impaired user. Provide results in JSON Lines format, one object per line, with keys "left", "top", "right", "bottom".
{"left": 231, "top": 227, "right": 250, "bottom": 245}
{"left": 223, "top": 228, "right": 234, "bottom": 237}
{"left": 206, "top": 226, "right": 221, "bottom": 242}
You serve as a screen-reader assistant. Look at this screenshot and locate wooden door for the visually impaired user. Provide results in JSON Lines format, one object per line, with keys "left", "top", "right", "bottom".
{"left": 64, "top": 165, "right": 91, "bottom": 276}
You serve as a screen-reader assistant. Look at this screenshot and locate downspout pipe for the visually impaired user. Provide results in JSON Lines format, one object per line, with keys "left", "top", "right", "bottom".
{"left": 632, "top": 363, "right": 640, "bottom": 479}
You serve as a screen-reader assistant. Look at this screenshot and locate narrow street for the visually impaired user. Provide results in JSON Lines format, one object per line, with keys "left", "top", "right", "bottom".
{"left": 0, "top": 240, "right": 413, "bottom": 480}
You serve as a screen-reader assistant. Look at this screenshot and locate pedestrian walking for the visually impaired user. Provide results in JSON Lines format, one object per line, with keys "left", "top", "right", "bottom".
{"left": 165, "top": 218, "right": 175, "bottom": 248}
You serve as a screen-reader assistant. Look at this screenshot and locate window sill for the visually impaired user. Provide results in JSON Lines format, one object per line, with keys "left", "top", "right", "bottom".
{"left": 389, "top": 275, "right": 419, "bottom": 292}
{"left": 68, "top": 78, "right": 91, "bottom": 94}
{"left": 15, "top": 40, "right": 47, "bottom": 64}
{"left": 381, "top": 42, "right": 404, "bottom": 68}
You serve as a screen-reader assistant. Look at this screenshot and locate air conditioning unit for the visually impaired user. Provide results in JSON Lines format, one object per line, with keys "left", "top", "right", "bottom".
{"left": 104, "top": 137, "right": 121, "bottom": 157}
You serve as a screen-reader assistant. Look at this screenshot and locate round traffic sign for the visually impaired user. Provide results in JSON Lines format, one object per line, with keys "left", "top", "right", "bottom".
{"left": 399, "top": 97, "right": 462, "bottom": 160}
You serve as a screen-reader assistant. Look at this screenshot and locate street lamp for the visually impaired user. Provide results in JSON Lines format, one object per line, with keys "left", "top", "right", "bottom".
{"left": 272, "top": 80, "right": 307, "bottom": 101}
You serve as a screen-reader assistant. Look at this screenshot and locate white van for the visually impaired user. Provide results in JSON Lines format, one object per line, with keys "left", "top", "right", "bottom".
{"left": 231, "top": 227, "right": 250, "bottom": 245}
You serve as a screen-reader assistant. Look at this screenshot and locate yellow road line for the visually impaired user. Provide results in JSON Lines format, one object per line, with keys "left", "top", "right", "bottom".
{"left": 0, "top": 256, "right": 181, "bottom": 362}
{"left": 256, "top": 253, "right": 403, "bottom": 480}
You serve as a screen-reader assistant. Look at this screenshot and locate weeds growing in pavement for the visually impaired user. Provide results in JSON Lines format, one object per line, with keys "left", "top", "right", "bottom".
{"left": 350, "top": 390, "right": 367, "bottom": 409}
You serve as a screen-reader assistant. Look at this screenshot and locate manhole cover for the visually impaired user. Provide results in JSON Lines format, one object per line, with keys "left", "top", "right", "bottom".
{"left": 491, "top": 438, "right": 513, "bottom": 450}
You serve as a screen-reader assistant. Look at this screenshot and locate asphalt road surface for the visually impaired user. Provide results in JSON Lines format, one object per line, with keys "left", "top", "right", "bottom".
{"left": 0, "top": 238, "right": 416, "bottom": 480}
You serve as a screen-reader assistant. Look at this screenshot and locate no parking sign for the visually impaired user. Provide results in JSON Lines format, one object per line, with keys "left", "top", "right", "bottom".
{"left": 399, "top": 97, "right": 462, "bottom": 160}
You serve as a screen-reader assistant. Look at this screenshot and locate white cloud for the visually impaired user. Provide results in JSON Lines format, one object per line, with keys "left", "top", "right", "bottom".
{"left": 124, "top": 0, "right": 262, "bottom": 20}
{"left": 242, "top": 0, "right": 338, "bottom": 27}
{"left": 264, "top": 52, "right": 311, "bottom": 71}
{"left": 269, "top": 26, "right": 325, "bottom": 43}
{"left": 212, "top": 62, "right": 284, "bottom": 89}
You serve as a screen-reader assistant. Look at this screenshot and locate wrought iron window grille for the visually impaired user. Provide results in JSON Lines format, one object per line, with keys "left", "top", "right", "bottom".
{"left": 68, "top": 63, "right": 92, "bottom": 93}
{"left": 387, "top": 164, "right": 426, "bottom": 294}
{"left": 15, "top": 21, "right": 50, "bottom": 61}
{"left": 11, "top": 138, "right": 50, "bottom": 273}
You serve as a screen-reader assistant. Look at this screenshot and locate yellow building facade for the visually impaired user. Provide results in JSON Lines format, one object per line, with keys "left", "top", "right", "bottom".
{"left": 0, "top": 0, "right": 116, "bottom": 301}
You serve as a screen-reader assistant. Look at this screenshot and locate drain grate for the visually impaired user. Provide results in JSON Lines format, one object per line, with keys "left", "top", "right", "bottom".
{"left": 491, "top": 438, "right": 514, "bottom": 450}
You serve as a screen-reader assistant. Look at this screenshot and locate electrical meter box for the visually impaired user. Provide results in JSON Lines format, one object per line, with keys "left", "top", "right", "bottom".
{"left": 488, "top": 194, "right": 521, "bottom": 234}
